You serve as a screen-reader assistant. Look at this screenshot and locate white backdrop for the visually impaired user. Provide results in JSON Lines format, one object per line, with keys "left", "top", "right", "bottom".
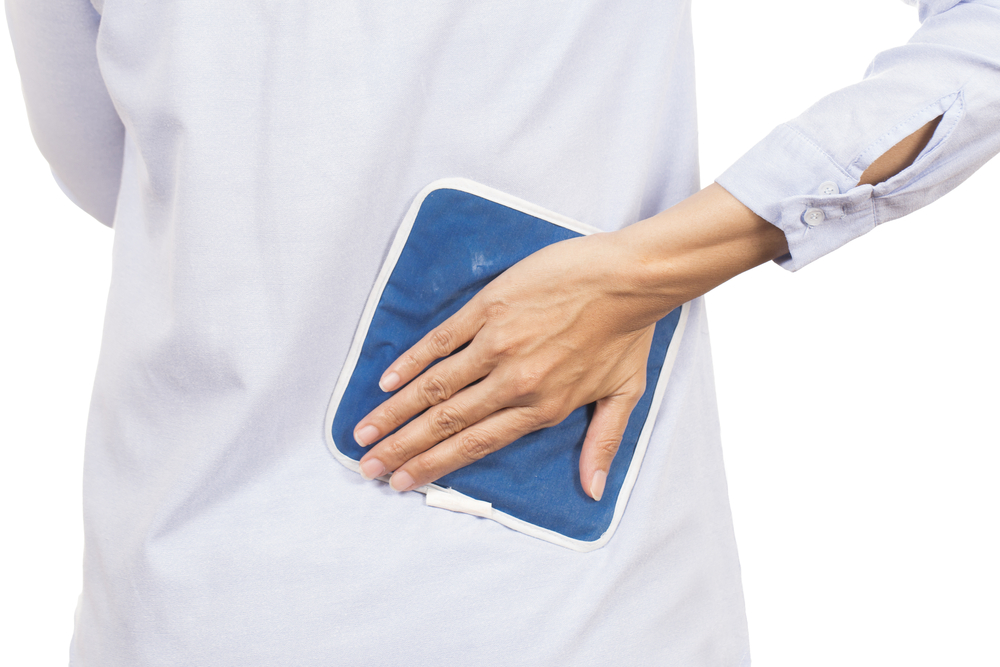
{"left": 2, "top": 1, "right": 997, "bottom": 665}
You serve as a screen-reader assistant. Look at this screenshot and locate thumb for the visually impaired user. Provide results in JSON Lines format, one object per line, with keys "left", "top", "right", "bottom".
{"left": 580, "top": 393, "right": 638, "bottom": 502}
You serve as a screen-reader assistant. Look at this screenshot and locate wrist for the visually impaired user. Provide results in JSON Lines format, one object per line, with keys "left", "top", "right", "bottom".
{"left": 617, "top": 183, "right": 788, "bottom": 308}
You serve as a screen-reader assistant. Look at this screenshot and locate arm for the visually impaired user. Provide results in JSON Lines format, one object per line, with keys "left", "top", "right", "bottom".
{"left": 352, "top": 144, "right": 929, "bottom": 501}
{"left": 354, "top": 184, "right": 787, "bottom": 500}
{"left": 354, "top": 0, "right": 1000, "bottom": 498}
{"left": 718, "top": 0, "right": 1000, "bottom": 270}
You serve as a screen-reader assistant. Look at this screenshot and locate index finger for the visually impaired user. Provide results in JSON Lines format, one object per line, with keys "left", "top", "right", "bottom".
{"left": 377, "top": 303, "right": 484, "bottom": 392}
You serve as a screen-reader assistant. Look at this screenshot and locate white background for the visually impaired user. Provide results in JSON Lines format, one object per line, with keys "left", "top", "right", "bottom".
{"left": 1, "top": 1, "right": 997, "bottom": 665}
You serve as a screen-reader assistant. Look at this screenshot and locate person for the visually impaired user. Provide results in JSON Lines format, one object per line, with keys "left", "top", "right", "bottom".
{"left": 5, "top": 0, "right": 999, "bottom": 665}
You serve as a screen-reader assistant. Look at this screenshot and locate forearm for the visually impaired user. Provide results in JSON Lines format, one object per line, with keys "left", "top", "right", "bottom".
{"left": 352, "top": 110, "right": 948, "bottom": 497}
{"left": 615, "top": 184, "right": 787, "bottom": 318}
{"left": 617, "top": 112, "right": 944, "bottom": 319}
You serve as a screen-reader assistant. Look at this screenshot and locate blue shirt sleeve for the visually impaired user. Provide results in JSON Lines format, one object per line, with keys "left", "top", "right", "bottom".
{"left": 716, "top": 0, "right": 1000, "bottom": 271}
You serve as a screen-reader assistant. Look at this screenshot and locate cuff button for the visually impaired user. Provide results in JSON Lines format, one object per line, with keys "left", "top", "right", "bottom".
{"left": 818, "top": 181, "right": 839, "bottom": 196}
{"left": 803, "top": 208, "right": 826, "bottom": 227}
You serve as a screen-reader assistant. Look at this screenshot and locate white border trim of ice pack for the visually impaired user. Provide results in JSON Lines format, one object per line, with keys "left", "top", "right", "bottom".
{"left": 324, "top": 178, "right": 690, "bottom": 552}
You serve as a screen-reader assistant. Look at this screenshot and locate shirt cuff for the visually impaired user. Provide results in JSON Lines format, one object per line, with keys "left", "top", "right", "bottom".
{"left": 716, "top": 123, "right": 877, "bottom": 272}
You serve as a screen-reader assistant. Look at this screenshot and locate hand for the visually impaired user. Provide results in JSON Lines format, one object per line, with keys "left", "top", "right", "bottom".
{"left": 352, "top": 229, "right": 668, "bottom": 501}
{"left": 352, "top": 184, "right": 789, "bottom": 501}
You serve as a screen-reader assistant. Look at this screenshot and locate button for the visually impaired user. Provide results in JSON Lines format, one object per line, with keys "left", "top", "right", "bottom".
{"left": 803, "top": 208, "right": 825, "bottom": 226}
{"left": 818, "top": 181, "right": 839, "bottom": 196}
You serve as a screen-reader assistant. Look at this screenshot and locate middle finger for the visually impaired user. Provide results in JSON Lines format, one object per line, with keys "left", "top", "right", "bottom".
{"left": 358, "top": 376, "right": 507, "bottom": 479}
{"left": 353, "top": 344, "right": 492, "bottom": 448}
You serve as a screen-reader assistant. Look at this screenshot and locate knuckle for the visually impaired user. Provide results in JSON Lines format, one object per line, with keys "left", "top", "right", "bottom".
{"left": 405, "top": 457, "right": 434, "bottom": 483}
{"left": 428, "top": 405, "right": 465, "bottom": 440}
{"left": 592, "top": 435, "right": 622, "bottom": 459}
{"left": 427, "top": 328, "right": 455, "bottom": 358}
{"left": 533, "top": 401, "right": 567, "bottom": 429}
{"left": 507, "top": 368, "right": 544, "bottom": 399}
{"left": 483, "top": 301, "right": 509, "bottom": 321}
{"left": 457, "top": 431, "right": 495, "bottom": 464}
{"left": 379, "top": 402, "right": 405, "bottom": 427}
{"left": 500, "top": 339, "right": 527, "bottom": 361}
{"left": 397, "top": 351, "right": 419, "bottom": 373}
{"left": 484, "top": 331, "right": 517, "bottom": 361}
{"left": 418, "top": 374, "right": 452, "bottom": 406}
{"left": 381, "top": 437, "right": 412, "bottom": 465}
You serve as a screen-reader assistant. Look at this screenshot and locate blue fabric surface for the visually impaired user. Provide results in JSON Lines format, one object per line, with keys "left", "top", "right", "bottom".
{"left": 332, "top": 187, "right": 680, "bottom": 542}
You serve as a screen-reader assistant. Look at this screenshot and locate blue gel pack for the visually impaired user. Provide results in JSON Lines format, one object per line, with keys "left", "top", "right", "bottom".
{"left": 325, "top": 179, "right": 689, "bottom": 551}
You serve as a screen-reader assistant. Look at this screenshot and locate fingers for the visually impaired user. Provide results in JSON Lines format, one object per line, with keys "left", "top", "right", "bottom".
{"left": 384, "top": 406, "right": 542, "bottom": 492}
{"left": 353, "top": 345, "right": 492, "bottom": 448}
{"left": 357, "top": 378, "right": 507, "bottom": 481}
{"left": 377, "top": 307, "right": 484, "bottom": 393}
{"left": 579, "top": 392, "right": 641, "bottom": 502}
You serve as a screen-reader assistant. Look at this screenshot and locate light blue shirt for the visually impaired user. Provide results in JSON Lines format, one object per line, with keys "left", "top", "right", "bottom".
{"left": 6, "top": 1, "right": 999, "bottom": 665}
{"left": 719, "top": 0, "right": 1000, "bottom": 270}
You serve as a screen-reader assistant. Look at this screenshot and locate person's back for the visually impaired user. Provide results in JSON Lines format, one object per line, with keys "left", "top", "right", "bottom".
{"left": 8, "top": 1, "right": 1000, "bottom": 665}
{"left": 53, "top": 2, "right": 748, "bottom": 665}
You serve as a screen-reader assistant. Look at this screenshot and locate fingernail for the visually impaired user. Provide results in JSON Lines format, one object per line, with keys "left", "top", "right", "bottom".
{"left": 590, "top": 470, "right": 607, "bottom": 502}
{"left": 389, "top": 469, "right": 415, "bottom": 492}
{"left": 354, "top": 424, "right": 380, "bottom": 446}
{"left": 359, "top": 458, "right": 385, "bottom": 481}
{"left": 379, "top": 371, "right": 401, "bottom": 392}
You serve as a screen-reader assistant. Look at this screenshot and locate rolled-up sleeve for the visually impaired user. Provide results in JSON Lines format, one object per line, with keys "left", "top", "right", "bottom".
{"left": 716, "top": 0, "right": 1000, "bottom": 271}
{"left": 6, "top": 0, "right": 124, "bottom": 226}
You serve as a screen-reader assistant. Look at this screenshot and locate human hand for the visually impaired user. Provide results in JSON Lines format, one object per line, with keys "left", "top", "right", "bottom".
{"left": 352, "top": 229, "right": 669, "bottom": 501}
{"left": 351, "top": 183, "right": 788, "bottom": 502}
